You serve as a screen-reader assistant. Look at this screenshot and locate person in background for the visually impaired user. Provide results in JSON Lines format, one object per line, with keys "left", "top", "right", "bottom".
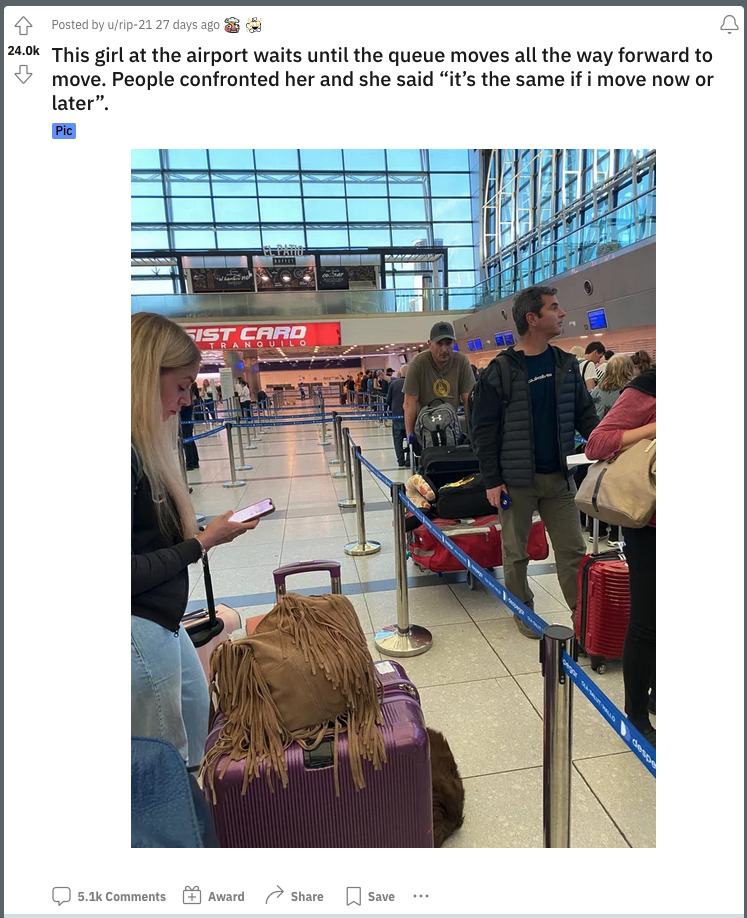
{"left": 631, "top": 350, "right": 654, "bottom": 375}
{"left": 404, "top": 321, "right": 475, "bottom": 449}
{"left": 238, "top": 377, "right": 252, "bottom": 418}
{"left": 596, "top": 348, "right": 615, "bottom": 382}
{"left": 355, "top": 372, "right": 364, "bottom": 405}
{"left": 588, "top": 354, "right": 635, "bottom": 547}
{"left": 204, "top": 378, "right": 218, "bottom": 420}
{"left": 471, "top": 286, "right": 599, "bottom": 639}
{"left": 180, "top": 387, "right": 199, "bottom": 473}
{"left": 386, "top": 365, "right": 408, "bottom": 467}
{"left": 345, "top": 375, "right": 356, "bottom": 405}
{"left": 131, "top": 313, "right": 260, "bottom": 767}
{"left": 377, "top": 369, "right": 390, "bottom": 398}
{"left": 298, "top": 381, "right": 306, "bottom": 400}
{"left": 470, "top": 363, "right": 479, "bottom": 381}
{"left": 585, "top": 367, "right": 656, "bottom": 747}
{"left": 591, "top": 354, "right": 635, "bottom": 420}
{"left": 580, "top": 341, "right": 606, "bottom": 391}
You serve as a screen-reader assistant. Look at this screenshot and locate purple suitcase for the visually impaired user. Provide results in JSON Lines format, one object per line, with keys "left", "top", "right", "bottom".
{"left": 203, "top": 562, "right": 433, "bottom": 848}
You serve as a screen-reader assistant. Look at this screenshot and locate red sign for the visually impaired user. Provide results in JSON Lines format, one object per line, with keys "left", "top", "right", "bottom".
{"left": 184, "top": 322, "right": 341, "bottom": 350}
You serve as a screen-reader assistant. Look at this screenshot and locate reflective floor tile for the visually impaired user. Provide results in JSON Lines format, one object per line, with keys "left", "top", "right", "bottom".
{"left": 575, "top": 752, "right": 656, "bottom": 848}
{"left": 419, "top": 678, "right": 541, "bottom": 777}
{"left": 449, "top": 580, "right": 512, "bottom": 622}
{"left": 372, "top": 622, "right": 508, "bottom": 688}
{"left": 365, "top": 585, "right": 471, "bottom": 630}
{"left": 443, "top": 767, "right": 629, "bottom": 848}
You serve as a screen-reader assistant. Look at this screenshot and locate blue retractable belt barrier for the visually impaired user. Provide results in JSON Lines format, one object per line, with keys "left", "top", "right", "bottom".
{"left": 357, "top": 452, "right": 396, "bottom": 489}
{"left": 561, "top": 653, "right": 656, "bottom": 776}
{"left": 182, "top": 425, "right": 226, "bottom": 444}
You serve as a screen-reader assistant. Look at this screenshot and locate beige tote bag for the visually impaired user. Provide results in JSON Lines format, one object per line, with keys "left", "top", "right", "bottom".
{"left": 575, "top": 439, "right": 656, "bottom": 528}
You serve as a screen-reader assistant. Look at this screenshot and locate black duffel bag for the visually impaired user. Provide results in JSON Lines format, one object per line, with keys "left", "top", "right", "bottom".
{"left": 435, "top": 473, "right": 496, "bottom": 519}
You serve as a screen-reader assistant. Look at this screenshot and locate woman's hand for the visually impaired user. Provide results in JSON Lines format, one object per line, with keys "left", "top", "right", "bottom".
{"left": 198, "top": 511, "right": 260, "bottom": 551}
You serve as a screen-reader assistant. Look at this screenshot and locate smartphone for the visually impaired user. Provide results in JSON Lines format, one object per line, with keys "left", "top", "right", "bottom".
{"left": 229, "top": 498, "right": 275, "bottom": 524}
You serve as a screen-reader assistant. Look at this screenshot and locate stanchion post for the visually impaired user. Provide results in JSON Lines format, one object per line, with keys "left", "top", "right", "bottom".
{"left": 374, "top": 483, "right": 432, "bottom": 656}
{"left": 338, "top": 428, "right": 357, "bottom": 508}
{"left": 243, "top": 411, "right": 258, "bottom": 450}
{"left": 318, "top": 393, "right": 331, "bottom": 446}
{"left": 232, "top": 404, "right": 253, "bottom": 471}
{"left": 541, "top": 625, "right": 575, "bottom": 848}
{"left": 222, "top": 422, "right": 247, "bottom": 488}
{"left": 332, "top": 414, "right": 346, "bottom": 479}
{"left": 329, "top": 411, "right": 341, "bottom": 465}
{"left": 344, "top": 446, "right": 381, "bottom": 556}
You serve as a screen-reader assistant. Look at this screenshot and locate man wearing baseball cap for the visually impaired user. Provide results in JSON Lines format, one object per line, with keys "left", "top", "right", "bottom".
{"left": 403, "top": 321, "right": 474, "bottom": 445}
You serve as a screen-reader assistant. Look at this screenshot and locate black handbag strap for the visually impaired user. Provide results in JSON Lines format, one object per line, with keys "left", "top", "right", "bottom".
{"left": 201, "top": 552, "right": 217, "bottom": 629}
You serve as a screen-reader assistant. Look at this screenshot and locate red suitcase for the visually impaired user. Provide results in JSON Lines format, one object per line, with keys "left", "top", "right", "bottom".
{"left": 203, "top": 563, "right": 433, "bottom": 848}
{"left": 409, "top": 514, "right": 549, "bottom": 576}
{"left": 575, "top": 521, "right": 631, "bottom": 674}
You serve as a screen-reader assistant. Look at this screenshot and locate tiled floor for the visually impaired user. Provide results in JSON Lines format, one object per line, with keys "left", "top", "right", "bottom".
{"left": 186, "top": 409, "right": 655, "bottom": 848}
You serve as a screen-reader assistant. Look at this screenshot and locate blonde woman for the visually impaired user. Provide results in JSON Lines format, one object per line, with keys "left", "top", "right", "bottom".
{"left": 131, "top": 313, "right": 259, "bottom": 766}
{"left": 591, "top": 354, "right": 635, "bottom": 420}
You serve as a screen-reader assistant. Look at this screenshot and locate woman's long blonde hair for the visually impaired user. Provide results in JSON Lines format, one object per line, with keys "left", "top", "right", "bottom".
{"left": 131, "top": 313, "right": 201, "bottom": 540}
{"left": 599, "top": 354, "right": 635, "bottom": 392}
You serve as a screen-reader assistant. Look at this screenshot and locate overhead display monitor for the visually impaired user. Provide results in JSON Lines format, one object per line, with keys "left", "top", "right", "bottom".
{"left": 588, "top": 308, "right": 608, "bottom": 330}
{"left": 504, "top": 330, "right": 515, "bottom": 345}
{"left": 473, "top": 339, "right": 483, "bottom": 350}
{"left": 467, "top": 339, "right": 476, "bottom": 351}
{"left": 494, "top": 333, "right": 505, "bottom": 347}
{"left": 452, "top": 342, "right": 459, "bottom": 351}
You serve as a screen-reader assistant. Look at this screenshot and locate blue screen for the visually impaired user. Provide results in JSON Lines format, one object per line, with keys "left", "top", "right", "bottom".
{"left": 504, "top": 331, "right": 515, "bottom": 345}
{"left": 588, "top": 308, "right": 608, "bottom": 330}
{"left": 473, "top": 339, "right": 483, "bottom": 351}
{"left": 494, "top": 333, "right": 505, "bottom": 347}
{"left": 467, "top": 340, "right": 475, "bottom": 351}
{"left": 452, "top": 342, "right": 459, "bottom": 351}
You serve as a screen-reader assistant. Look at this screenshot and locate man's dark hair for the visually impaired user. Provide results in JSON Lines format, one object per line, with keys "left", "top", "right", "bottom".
{"left": 604, "top": 349, "right": 615, "bottom": 360}
{"left": 513, "top": 285, "right": 558, "bottom": 336}
{"left": 584, "top": 341, "right": 606, "bottom": 356}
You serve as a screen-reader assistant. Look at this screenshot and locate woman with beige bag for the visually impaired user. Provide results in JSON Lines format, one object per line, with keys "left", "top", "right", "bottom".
{"left": 584, "top": 368, "right": 656, "bottom": 747}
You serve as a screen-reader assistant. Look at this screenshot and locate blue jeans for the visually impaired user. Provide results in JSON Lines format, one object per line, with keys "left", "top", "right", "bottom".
{"left": 392, "top": 422, "right": 406, "bottom": 465}
{"left": 131, "top": 617, "right": 209, "bottom": 768}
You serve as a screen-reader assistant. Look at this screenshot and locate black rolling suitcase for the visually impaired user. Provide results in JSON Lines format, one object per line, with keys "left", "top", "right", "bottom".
{"left": 419, "top": 444, "right": 481, "bottom": 490}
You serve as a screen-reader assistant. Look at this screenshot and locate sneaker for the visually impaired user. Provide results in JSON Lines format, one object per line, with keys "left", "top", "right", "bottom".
{"left": 514, "top": 616, "right": 540, "bottom": 639}
{"left": 606, "top": 540, "right": 624, "bottom": 551}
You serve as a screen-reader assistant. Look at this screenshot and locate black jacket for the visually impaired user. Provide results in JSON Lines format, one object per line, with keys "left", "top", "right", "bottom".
{"left": 131, "top": 448, "right": 201, "bottom": 632}
{"left": 386, "top": 377, "right": 406, "bottom": 417}
{"left": 471, "top": 345, "right": 599, "bottom": 489}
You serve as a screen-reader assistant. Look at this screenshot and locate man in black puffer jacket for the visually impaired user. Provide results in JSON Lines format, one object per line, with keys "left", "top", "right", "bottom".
{"left": 471, "top": 285, "right": 599, "bottom": 638}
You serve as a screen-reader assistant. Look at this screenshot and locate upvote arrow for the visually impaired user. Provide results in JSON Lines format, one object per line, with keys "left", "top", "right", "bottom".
{"left": 15, "top": 17, "right": 33, "bottom": 35}
{"left": 15, "top": 64, "right": 32, "bottom": 84}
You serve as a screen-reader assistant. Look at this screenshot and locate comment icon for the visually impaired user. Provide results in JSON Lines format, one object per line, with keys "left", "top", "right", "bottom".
{"left": 52, "top": 888, "right": 71, "bottom": 906}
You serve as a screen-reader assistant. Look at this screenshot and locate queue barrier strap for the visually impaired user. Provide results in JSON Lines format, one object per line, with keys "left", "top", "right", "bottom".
{"left": 182, "top": 424, "right": 226, "bottom": 444}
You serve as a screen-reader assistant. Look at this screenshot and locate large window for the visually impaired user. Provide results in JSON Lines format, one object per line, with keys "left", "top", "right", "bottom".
{"left": 482, "top": 148, "right": 656, "bottom": 300}
{"left": 131, "top": 149, "right": 479, "bottom": 292}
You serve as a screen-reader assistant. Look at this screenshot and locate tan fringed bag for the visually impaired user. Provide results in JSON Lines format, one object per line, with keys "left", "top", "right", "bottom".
{"left": 200, "top": 593, "right": 386, "bottom": 801}
{"left": 575, "top": 438, "right": 656, "bottom": 528}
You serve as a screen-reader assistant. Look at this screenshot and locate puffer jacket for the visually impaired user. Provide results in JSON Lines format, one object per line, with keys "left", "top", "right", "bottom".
{"left": 471, "top": 345, "right": 599, "bottom": 489}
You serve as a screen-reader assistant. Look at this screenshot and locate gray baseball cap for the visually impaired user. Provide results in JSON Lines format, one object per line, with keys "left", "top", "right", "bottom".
{"left": 429, "top": 321, "right": 456, "bottom": 343}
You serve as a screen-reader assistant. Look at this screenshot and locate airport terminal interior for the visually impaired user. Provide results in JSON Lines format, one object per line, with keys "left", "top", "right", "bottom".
{"left": 132, "top": 148, "right": 656, "bottom": 847}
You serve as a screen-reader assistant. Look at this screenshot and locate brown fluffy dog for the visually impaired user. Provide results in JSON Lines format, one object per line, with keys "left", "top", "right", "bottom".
{"left": 427, "top": 728, "right": 465, "bottom": 847}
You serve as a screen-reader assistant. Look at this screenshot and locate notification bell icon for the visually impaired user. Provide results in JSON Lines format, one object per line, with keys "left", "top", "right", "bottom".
{"left": 720, "top": 15, "right": 739, "bottom": 32}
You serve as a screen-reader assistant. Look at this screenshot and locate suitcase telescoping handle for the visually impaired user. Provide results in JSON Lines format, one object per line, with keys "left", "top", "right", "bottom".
{"left": 273, "top": 560, "right": 342, "bottom": 597}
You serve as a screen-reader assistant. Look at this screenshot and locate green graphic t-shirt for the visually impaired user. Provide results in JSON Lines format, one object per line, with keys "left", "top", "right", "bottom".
{"left": 403, "top": 351, "right": 475, "bottom": 412}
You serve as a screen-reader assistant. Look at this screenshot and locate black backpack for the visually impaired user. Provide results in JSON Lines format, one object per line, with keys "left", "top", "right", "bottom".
{"left": 468, "top": 354, "right": 513, "bottom": 444}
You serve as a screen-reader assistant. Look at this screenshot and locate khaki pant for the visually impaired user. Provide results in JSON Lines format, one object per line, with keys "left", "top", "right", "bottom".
{"left": 498, "top": 472, "right": 585, "bottom": 618}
